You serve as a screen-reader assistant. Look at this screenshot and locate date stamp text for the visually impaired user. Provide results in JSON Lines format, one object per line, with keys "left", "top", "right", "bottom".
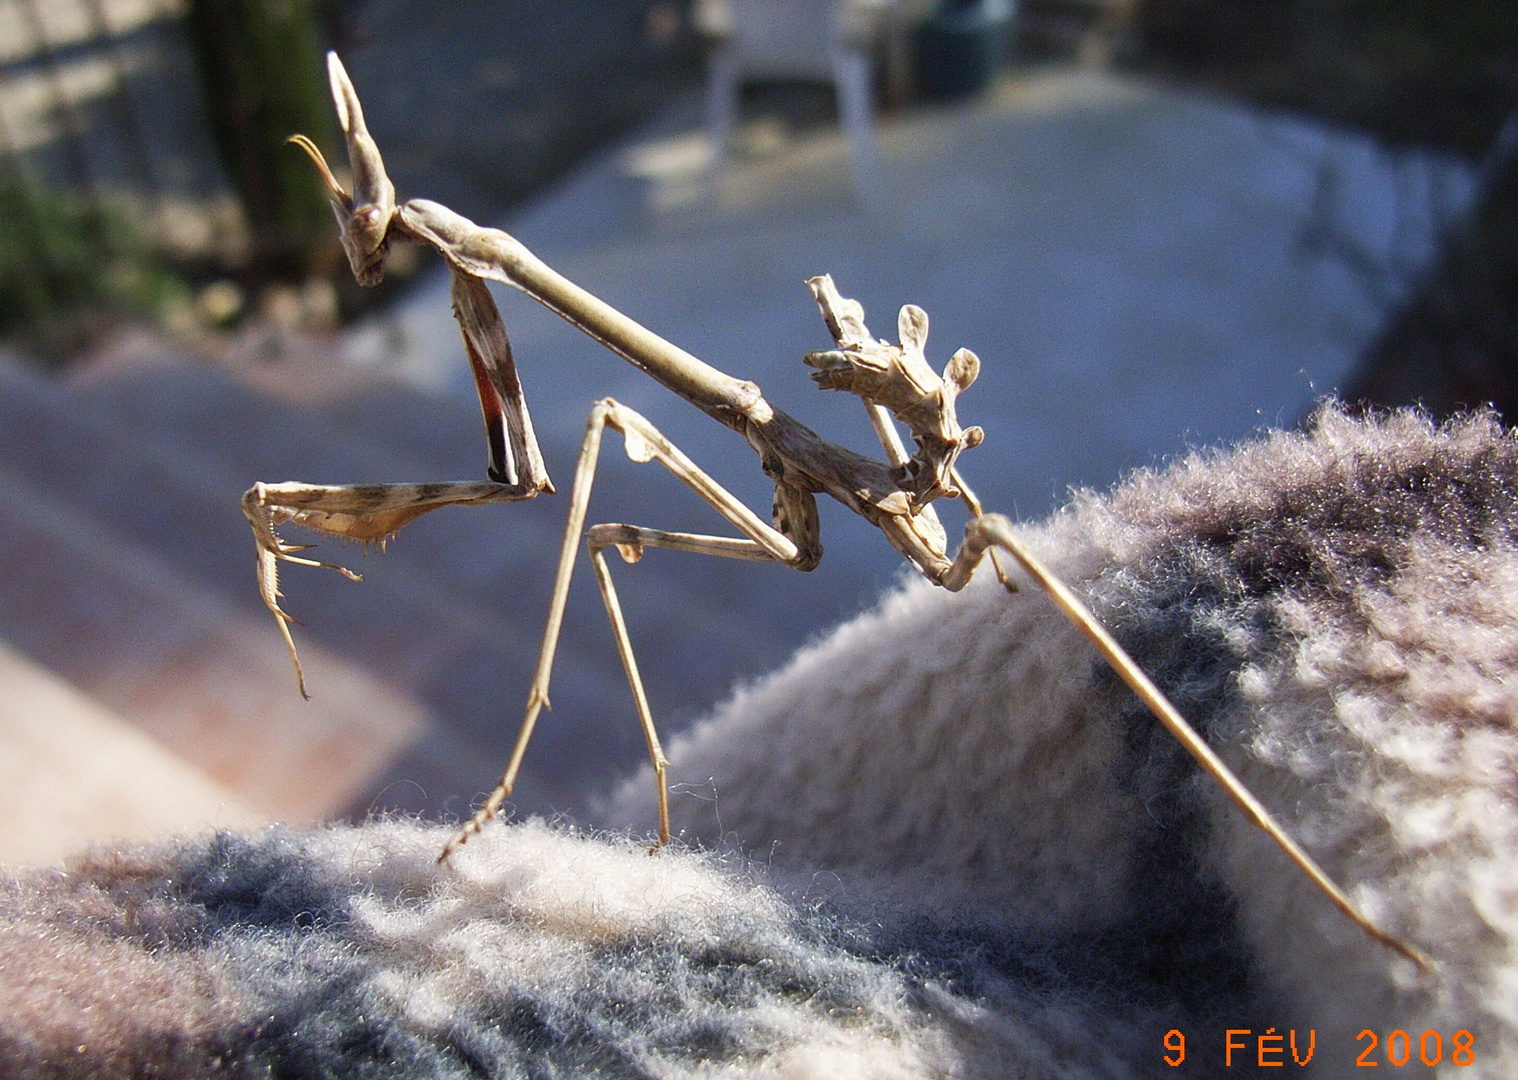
{"left": 1163, "top": 1028, "right": 1475, "bottom": 1068}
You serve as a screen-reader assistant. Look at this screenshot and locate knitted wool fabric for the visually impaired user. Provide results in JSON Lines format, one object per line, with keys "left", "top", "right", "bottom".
{"left": 6, "top": 407, "right": 1515, "bottom": 1077}
{"left": 610, "top": 405, "right": 1518, "bottom": 1075}
{"left": 1, "top": 821, "right": 1172, "bottom": 1078}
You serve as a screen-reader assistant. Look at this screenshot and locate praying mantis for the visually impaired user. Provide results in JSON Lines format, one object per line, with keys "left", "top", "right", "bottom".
{"left": 244, "top": 52, "right": 1432, "bottom": 971}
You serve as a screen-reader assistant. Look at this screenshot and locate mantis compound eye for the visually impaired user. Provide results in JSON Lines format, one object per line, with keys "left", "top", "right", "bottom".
{"left": 343, "top": 210, "right": 392, "bottom": 286}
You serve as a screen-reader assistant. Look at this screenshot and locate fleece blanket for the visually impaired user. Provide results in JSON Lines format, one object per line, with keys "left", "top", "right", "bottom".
{"left": 4, "top": 406, "right": 1515, "bottom": 1078}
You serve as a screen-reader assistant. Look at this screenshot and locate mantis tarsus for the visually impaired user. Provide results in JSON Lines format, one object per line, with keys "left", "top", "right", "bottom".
{"left": 244, "top": 52, "right": 1433, "bottom": 972}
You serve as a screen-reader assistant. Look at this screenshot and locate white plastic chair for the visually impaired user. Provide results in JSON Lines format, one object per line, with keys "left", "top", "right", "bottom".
{"left": 698, "top": 0, "right": 884, "bottom": 196}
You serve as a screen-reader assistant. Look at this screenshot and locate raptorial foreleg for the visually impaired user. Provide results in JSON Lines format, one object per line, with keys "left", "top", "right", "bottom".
{"left": 243, "top": 479, "right": 533, "bottom": 697}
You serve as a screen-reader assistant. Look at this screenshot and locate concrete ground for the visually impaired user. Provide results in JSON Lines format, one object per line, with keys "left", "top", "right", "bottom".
{"left": 0, "top": 640, "right": 265, "bottom": 866}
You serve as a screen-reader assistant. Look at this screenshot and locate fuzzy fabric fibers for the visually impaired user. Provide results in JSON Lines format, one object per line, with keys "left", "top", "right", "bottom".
{"left": 609, "top": 406, "right": 1518, "bottom": 1077}
{"left": 5, "top": 407, "right": 1516, "bottom": 1078}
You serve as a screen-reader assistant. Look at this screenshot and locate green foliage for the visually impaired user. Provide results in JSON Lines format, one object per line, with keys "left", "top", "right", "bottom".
{"left": 0, "top": 176, "right": 189, "bottom": 353}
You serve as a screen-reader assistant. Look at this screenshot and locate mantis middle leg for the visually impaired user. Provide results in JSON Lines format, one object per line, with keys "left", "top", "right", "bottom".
{"left": 440, "top": 398, "right": 808, "bottom": 860}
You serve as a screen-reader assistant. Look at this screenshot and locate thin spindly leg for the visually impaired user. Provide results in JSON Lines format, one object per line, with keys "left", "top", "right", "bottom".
{"left": 586, "top": 542, "right": 670, "bottom": 845}
{"left": 586, "top": 529, "right": 772, "bottom": 848}
{"left": 440, "top": 398, "right": 803, "bottom": 860}
{"left": 942, "top": 512, "right": 1435, "bottom": 973}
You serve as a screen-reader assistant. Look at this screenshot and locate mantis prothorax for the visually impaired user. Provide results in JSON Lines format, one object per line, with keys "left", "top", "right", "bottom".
{"left": 242, "top": 52, "right": 1434, "bottom": 973}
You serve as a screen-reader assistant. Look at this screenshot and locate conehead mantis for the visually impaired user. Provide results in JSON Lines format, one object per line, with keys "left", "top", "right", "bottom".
{"left": 243, "top": 52, "right": 1433, "bottom": 972}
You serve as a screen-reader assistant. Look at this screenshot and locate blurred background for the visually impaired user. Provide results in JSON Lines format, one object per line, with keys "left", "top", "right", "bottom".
{"left": 0, "top": 0, "right": 1514, "bottom": 864}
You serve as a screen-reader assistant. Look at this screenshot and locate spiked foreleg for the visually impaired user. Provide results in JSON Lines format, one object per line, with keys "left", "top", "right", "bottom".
{"left": 243, "top": 479, "right": 533, "bottom": 697}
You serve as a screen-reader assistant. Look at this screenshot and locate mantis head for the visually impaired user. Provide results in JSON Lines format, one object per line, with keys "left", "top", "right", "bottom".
{"left": 288, "top": 52, "right": 397, "bottom": 286}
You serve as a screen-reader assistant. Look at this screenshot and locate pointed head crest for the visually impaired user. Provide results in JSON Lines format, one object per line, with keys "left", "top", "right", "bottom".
{"left": 289, "top": 53, "right": 398, "bottom": 286}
